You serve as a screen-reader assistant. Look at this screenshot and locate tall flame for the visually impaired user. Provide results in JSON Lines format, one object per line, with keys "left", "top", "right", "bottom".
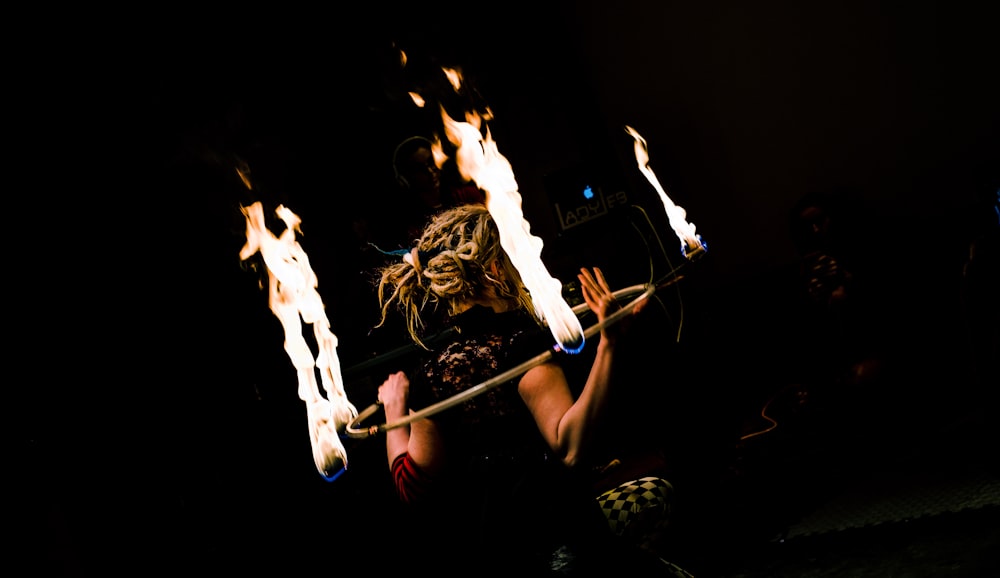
{"left": 239, "top": 201, "right": 358, "bottom": 481}
{"left": 443, "top": 107, "right": 585, "bottom": 352}
{"left": 625, "top": 126, "right": 706, "bottom": 260}
{"left": 399, "top": 59, "right": 584, "bottom": 351}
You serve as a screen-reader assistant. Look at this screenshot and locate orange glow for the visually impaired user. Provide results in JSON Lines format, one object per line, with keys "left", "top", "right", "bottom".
{"left": 428, "top": 137, "right": 449, "bottom": 171}
{"left": 442, "top": 66, "right": 462, "bottom": 91}
{"left": 240, "top": 201, "right": 358, "bottom": 480}
{"left": 625, "top": 126, "right": 706, "bottom": 260}
{"left": 235, "top": 163, "right": 253, "bottom": 191}
{"left": 441, "top": 98, "right": 584, "bottom": 352}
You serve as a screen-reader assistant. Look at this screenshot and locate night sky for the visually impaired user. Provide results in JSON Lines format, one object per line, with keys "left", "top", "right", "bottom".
{"left": 23, "top": 1, "right": 998, "bottom": 574}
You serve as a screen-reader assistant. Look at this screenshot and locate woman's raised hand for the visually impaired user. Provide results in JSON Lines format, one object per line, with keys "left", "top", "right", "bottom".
{"left": 577, "top": 267, "right": 646, "bottom": 343}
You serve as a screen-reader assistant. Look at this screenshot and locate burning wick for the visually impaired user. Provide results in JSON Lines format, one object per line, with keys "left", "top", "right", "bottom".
{"left": 625, "top": 125, "right": 707, "bottom": 260}
{"left": 429, "top": 68, "right": 584, "bottom": 353}
{"left": 445, "top": 112, "right": 585, "bottom": 353}
{"left": 239, "top": 201, "right": 358, "bottom": 481}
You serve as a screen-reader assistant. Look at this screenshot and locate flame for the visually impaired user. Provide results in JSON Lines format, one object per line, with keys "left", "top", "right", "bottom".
{"left": 441, "top": 104, "right": 585, "bottom": 353}
{"left": 443, "top": 66, "right": 462, "bottom": 91}
{"left": 423, "top": 136, "right": 446, "bottom": 170}
{"left": 239, "top": 201, "right": 358, "bottom": 481}
{"left": 625, "top": 126, "right": 706, "bottom": 260}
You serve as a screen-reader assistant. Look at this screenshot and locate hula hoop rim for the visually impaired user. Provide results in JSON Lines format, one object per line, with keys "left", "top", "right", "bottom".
{"left": 343, "top": 283, "right": 655, "bottom": 439}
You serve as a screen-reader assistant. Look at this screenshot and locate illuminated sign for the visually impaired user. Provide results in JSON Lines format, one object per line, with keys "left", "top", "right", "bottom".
{"left": 554, "top": 185, "right": 629, "bottom": 231}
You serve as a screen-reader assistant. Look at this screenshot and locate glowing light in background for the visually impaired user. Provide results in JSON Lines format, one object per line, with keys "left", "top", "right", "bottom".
{"left": 239, "top": 200, "right": 358, "bottom": 481}
{"left": 625, "top": 125, "right": 707, "bottom": 260}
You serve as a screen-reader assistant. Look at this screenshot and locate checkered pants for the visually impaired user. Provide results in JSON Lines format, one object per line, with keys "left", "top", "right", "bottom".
{"left": 596, "top": 476, "right": 674, "bottom": 548}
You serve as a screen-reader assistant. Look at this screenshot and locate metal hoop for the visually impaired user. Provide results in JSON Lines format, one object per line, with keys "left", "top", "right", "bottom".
{"left": 344, "top": 283, "right": 656, "bottom": 439}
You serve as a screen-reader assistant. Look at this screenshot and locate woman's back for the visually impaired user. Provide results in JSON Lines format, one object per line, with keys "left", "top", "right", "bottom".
{"left": 375, "top": 205, "right": 677, "bottom": 575}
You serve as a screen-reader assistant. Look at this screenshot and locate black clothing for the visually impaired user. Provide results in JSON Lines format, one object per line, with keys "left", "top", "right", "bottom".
{"left": 409, "top": 305, "right": 552, "bottom": 461}
{"left": 398, "top": 306, "right": 669, "bottom": 575}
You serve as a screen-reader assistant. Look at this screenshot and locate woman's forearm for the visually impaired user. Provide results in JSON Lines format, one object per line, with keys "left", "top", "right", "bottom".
{"left": 557, "top": 338, "right": 616, "bottom": 466}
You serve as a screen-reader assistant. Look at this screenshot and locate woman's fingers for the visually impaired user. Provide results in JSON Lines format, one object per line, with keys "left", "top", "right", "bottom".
{"left": 378, "top": 371, "right": 409, "bottom": 404}
{"left": 579, "top": 267, "right": 605, "bottom": 292}
{"left": 592, "top": 267, "right": 611, "bottom": 292}
{"left": 579, "top": 267, "right": 614, "bottom": 300}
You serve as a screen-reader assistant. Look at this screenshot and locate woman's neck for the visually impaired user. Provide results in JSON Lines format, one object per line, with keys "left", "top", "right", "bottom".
{"left": 453, "top": 296, "right": 512, "bottom": 315}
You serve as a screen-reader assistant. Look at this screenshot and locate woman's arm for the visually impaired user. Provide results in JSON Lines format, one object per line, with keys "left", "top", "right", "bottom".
{"left": 379, "top": 371, "right": 444, "bottom": 503}
{"left": 519, "top": 267, "right": 637, "bottom": 468}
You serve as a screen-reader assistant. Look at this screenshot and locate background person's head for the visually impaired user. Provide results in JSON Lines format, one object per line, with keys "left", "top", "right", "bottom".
{"left": 393, "top": 135, "right": 442, "bottom": 209}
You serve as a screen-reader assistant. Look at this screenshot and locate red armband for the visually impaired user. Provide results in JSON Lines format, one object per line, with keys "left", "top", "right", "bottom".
{"left": 391, "top": 452, "right": 435, "bottom": 504}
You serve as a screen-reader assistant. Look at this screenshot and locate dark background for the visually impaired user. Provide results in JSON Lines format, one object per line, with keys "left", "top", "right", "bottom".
{"left": 23, "top": 1, "right": 997, "bottom": 574}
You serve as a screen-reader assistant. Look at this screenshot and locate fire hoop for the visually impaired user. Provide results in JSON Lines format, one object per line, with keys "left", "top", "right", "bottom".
{"left": 344, "top": 282, "right": 656, "bottom": 439}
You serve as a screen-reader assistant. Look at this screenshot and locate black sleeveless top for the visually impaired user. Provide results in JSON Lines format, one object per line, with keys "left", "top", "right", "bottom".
{"left": 409, "top": 305, "right": 555, "bottom": 465}
{"left": 397, "top": 305, "right": 668, "bottom": 574}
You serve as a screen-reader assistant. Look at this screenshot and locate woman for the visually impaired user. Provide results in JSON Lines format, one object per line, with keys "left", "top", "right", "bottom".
{"left": 374, "top": 204, "right": 664, "bottom": 574}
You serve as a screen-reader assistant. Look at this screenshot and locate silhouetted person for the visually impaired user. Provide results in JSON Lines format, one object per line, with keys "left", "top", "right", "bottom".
{"left": 788, "top": 189, "right": 888, "bottom": 389}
